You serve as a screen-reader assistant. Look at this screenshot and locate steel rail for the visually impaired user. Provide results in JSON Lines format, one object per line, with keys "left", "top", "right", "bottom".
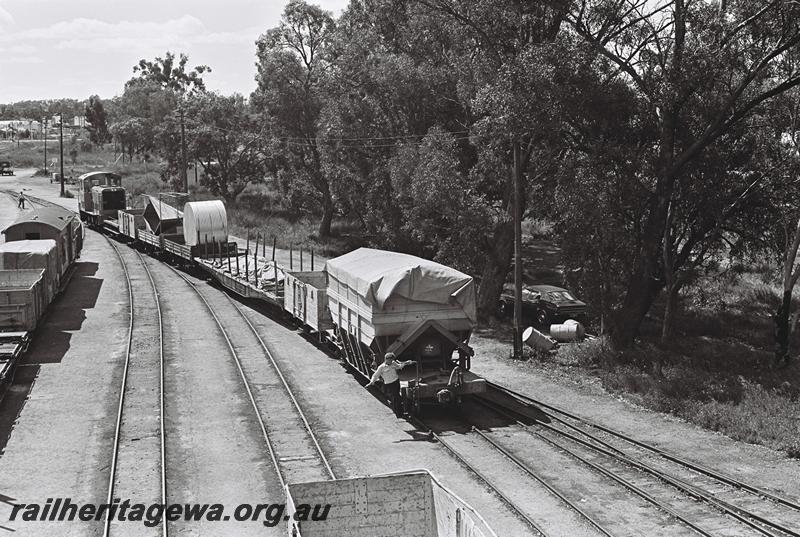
{"left": 102, "top": 239, "right": 168, "bottom": 537}
{"left": 410, "top": 417, "right": 549, "bottom": 537}
{"left": 533, "top": 414, "right": 797, "bottom": 537}
{"left": 468, "top": 424, "right": 615, "bottom": 537}
{"left": 479, "top": 395, "right": 794, "bottom": 537}
{"left": 224, "top": 296, "right": 336, "bottom": 480}
{"left": 102, "top": 237, "right": 135, "bottom": 537}
{"left": 483, "top": 387, "right": 800, "bottom": 537}
{"left": 138, "top": 251, "right": 168, "bottom": 537}
{"left": 162, "top": 264, "right": 333, "bottom": 489}
{"left": 487, "top": 381, "right": 800, "bottom": 513}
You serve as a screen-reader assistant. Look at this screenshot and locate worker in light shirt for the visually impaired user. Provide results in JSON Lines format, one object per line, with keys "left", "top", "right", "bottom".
{"left": 366, "top": 352, "right": 415, "bottom": 416}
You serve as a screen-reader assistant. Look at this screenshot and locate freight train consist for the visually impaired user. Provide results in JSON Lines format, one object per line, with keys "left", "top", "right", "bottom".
{"left": 79, "top": 171, "right": 486, "bottom": 414}
{"left": 0, "top": 200, "right": 83, "bottom": 401}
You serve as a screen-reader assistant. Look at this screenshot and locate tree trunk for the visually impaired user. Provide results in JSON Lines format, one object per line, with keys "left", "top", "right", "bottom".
{"left": 661, "top": 282, "right": 680, "bottom": 345}
{"left": 611, "top": 255, "right": 664, "bottom": 348}
{"left": 476, "top": 219, "right": 515, "bottom": 321}
{"left": 775, "top": 290, "right": 792, "bottom": 366}
{"left": 318, "top": 193, "right": 334, "bottom": 238}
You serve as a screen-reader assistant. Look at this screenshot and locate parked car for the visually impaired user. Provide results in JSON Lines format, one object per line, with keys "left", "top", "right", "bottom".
{"left": 0, "top": 161, "right": 13, "bottom": 176}
{"left": 499, "top": 283, "right": 587, "bottom": 326}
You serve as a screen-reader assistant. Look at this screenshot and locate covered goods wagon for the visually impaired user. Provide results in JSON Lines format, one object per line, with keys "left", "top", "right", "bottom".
{"left": 0, "top": 239, "right": 59, "bottom": 302}
{"left": 2, "top": 207, "right": 82, "bottom": 277}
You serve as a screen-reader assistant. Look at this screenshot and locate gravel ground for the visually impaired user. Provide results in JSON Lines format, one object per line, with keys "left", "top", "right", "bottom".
{"left": 0, "top": 231, "right": 129, "bottom": 536}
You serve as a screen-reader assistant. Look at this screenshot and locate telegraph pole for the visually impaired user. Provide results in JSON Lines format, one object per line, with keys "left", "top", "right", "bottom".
{"left": 43, "top": 118, "right": 48, "bottom": 173}
{"left": 179, "top": 104, "right": 188, "bottom": 193}
{"left": 59, "top": 114, "right": 65, "bottom": 197}
{"left": 512, "top": 140, "right": 524, "bottom": 359}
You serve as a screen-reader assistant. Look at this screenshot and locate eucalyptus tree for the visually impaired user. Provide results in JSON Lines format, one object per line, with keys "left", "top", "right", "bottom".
{"left": 568, "top": 0, "right": 800, "bottom": 348}
{"left": 253, "top": 0, "right": 337, "bottom": 237}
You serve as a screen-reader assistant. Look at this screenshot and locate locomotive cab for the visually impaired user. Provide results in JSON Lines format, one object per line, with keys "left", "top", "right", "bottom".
{"left": 77, "top": 171, "right": 124, "bottom": 228}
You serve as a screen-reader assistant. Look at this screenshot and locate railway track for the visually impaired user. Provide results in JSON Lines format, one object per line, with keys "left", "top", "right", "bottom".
{"left": 162, "top": 263, "right": 336, "bottom": 487}
{"left": 480, "top": 382, "right": 800, "bottom": 537}
{"left": 103, "top": 238, "right": 167, "bottom": 537}
{"left": 412, "top": 409, "right": 617, "bottom": 537}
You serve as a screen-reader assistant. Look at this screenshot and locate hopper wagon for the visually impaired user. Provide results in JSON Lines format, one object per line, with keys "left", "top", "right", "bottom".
{"left": 285, "top": 248, "right": 487, "bottom": 414}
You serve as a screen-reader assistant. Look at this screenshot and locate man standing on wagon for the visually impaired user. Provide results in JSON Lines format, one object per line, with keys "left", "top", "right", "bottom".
{"left": 366, "top": 352, "right": 415, "bottom": 417}
{"left": 17, "top": 191, "right": 25, "bottom": 209}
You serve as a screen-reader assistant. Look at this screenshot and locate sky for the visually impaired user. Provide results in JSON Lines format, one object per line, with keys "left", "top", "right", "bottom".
{"left": 0, "top": 0, "right": 349, "bottom": 103}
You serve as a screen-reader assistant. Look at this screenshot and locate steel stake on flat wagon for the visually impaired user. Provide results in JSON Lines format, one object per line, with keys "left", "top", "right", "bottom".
{"left": 300, "top": 247, "right": 304, "bottom": 271}
{"left": 245, "top": 231, "right": 250, "bottom": 282}
{"left": 311, "top": 249, "right": 314, "bottom": 271}
{"left": 254, "top": 233, "right": 259, "bottom": 285}
{"left": 289, "top": 243, "right": 293, "bottom": 270}
{"left": 272, "top": 236, "right": 276, "bottom": 262}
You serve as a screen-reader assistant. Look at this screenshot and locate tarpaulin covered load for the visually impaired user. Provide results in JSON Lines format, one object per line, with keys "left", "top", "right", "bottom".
{"left": 325, "top": 248, "right": 476, "bottom": 323}
{"left": 0, "top": 239, "right": 58, "bottom": 286}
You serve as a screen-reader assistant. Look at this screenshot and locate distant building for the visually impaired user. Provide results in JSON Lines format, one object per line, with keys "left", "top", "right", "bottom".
{"left": 73, "top": 116, "right": 87, "bottom": 128}
{"left": 0, "top": 119, "right": 42, "bottom": 139}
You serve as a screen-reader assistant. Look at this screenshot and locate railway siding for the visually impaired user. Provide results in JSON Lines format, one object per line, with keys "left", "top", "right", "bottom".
{"left": 141, "top": 256, "right": 281, "bottom": 537}
{"left": 171, "top": 269, "right": 334, "bottom": 486}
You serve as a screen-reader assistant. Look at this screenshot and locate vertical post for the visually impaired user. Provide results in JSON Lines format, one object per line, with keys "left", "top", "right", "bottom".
{"left": 289, "top": 243, "right": 293, "bottom": 270}
{"left": 245, "top": 231, "right": 250, "bottom": 283}
{"left": 227, "top": 243, "right": 232, "bottom": 272}
{"left": 254, "top": 233, "right": 259, "bottom": 284}
{"left": 272, "top": 236, "right": 276, "bottom": 262}
{"left": 236, "top": 249, "right": 240, "bottom": 274}
{"left": 311, "top": 249, "right": 314, "bottom": 271}
{"left": 512, "top": 141, "right": 523, "bottom": 360}
{"left": 262, "top": 233, "right": 267, "bottom": 258}
{"left": 59, "top": 114, "right": 65, "bottom": 197}
{"left": 43, "top": 118, "right": 48, "bottom": 173}
{"left": 300, "top": 247, "right": 304, "bottom": 271}
{"left": 204, "top": 234, "right": 208, "bottom": 258}
{"left": 179, "top": 104, "right": 188, "bottom": 193}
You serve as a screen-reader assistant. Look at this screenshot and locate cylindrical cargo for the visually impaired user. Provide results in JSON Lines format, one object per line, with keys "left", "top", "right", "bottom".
{"left": 549, "top": 320, "right": 585, "bottom": 342}
{"left": 182, "top": 200, "right": 228, "bottom": 246}
{"left": 523, "top": 326, "right": 557, "bottom": 352}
